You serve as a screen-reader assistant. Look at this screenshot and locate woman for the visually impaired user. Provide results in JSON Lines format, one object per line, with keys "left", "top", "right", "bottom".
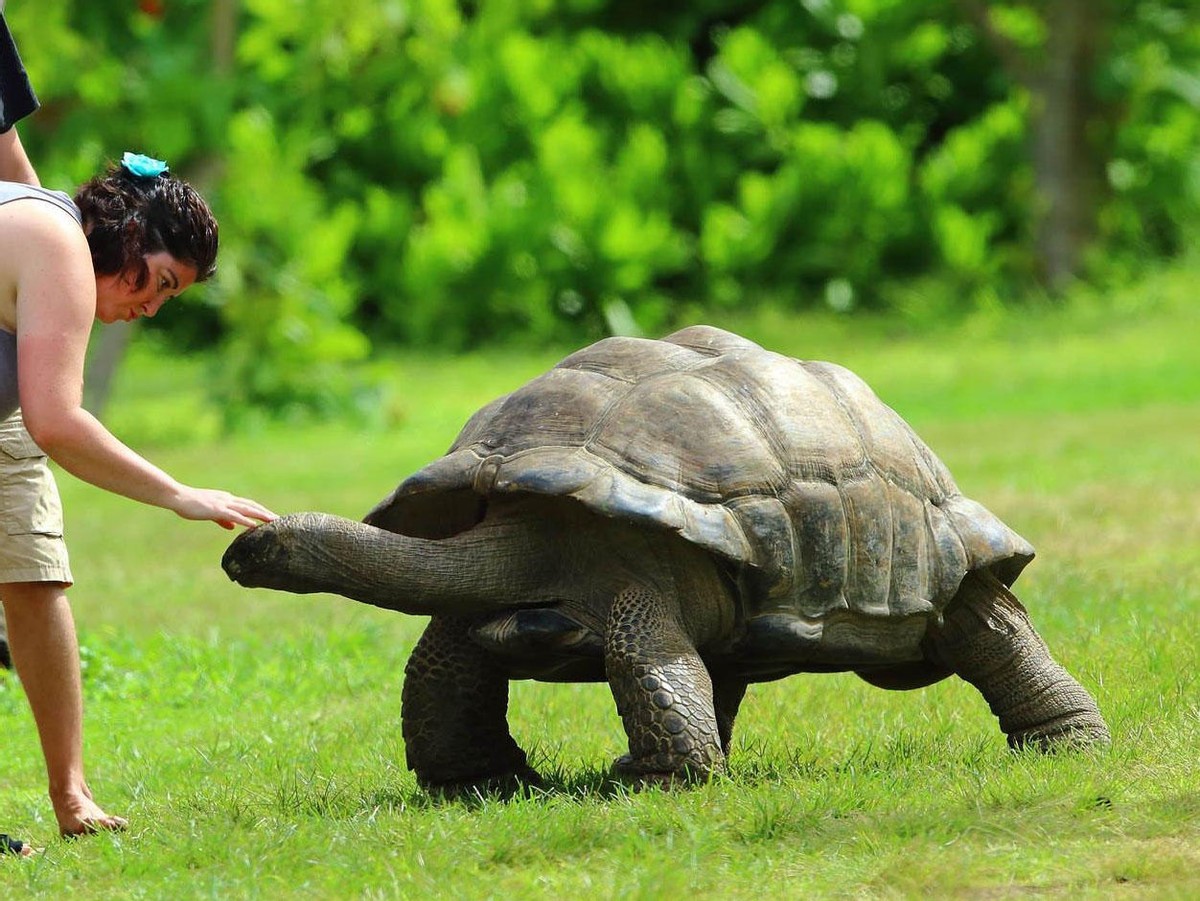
{"left": 0, "top": 153, "right": 276, "bottom": 849}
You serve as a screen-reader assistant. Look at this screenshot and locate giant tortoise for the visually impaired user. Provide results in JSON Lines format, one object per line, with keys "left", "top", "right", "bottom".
{"left": 223, "top": 325, "right": 1109, "bottom": 792}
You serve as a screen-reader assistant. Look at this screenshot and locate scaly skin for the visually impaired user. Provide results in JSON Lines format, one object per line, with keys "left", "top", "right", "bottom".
{"left": 606, "top": 585, "right": 725, "bottom": 784}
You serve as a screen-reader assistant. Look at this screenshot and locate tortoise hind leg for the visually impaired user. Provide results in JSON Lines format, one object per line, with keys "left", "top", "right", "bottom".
{"left": 402, "top": 615, "right": 541, "bottom": 796}
{"left": 925, "top": 571, "right": 1110, "bottom": 750}
{"left": 712, "top": 678, "right": 748, "bottom": 756}
{"left": 605, "top": 585, "right": 725, "bottom": 784}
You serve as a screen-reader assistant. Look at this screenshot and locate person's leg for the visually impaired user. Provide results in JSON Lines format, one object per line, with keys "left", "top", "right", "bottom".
{"left": 1, "top": 583, "right": 126, "bottom": 835}
{"left": 0, "top": 410, "right": 124, "bottom": 835}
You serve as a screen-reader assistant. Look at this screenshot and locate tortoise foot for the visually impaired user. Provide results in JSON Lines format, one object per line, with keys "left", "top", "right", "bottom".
{"left": 1008, "top": 717, "right": 1112, "bottom": 753}
{"left": 419, "top": 764, "right": 545, "bottom": 800}
{"left": 611, "top": 754, "right": 721, "bottom": 789}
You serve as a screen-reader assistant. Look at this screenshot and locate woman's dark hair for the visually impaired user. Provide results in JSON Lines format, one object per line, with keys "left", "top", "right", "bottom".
{"left": 74, "top": 162, "right": 218, "bottom": 288}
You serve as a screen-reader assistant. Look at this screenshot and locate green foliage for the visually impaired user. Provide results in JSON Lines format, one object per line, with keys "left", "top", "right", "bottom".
{"left": 209, "top": 107, "right": 375, "bottom": 425}
{"left": 1101, "top": 3, "right": 1200, "bottom": 258}
{"left": 9, "top": 0, "right": 1200, "bottom": 420}
{"left": 919, "top": 96, "right": 1032, "bottom": 302}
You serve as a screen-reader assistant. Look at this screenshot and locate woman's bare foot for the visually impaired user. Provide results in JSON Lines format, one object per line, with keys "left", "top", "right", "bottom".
{"left": 52, "top": 790, "right": 128, "bottom": 837}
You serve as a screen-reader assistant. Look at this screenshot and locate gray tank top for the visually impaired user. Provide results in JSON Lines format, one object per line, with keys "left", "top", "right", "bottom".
{"left": 0, "top": 181, "right": 84, "bottom": 419}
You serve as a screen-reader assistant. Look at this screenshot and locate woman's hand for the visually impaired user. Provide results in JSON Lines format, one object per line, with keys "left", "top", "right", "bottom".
{"left": 170, "top": 486, "right": 277, "bottom": 530}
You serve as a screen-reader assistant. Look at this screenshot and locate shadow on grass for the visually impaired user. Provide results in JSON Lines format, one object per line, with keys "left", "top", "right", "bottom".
{"left": 350, "top": 747, "right": 821, "bottom": 812}
{"left": 359, "top": 767, "right": 659, "bottom": 813}
{"left": 252, "top": 728, "right": 1121, "bottom": 825}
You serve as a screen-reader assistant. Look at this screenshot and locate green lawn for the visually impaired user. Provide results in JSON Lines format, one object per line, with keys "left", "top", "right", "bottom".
{"left": 2, "top": 266, "right": 1198, "bottom": 898}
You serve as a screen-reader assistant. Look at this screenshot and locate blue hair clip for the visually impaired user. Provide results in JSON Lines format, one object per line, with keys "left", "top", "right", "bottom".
{"left": 121, "top": 152, "right": 169, "bottom": 178}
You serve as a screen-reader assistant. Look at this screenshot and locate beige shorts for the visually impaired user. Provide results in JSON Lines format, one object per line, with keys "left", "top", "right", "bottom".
{"left": 0, "top": 411, "right": 73, "bottom": 586}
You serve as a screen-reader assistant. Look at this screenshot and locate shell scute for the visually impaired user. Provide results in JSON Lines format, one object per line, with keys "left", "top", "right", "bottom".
{"left": 588, "top": 372, "right": 788, "bottom": 501}
{"left": 777, "top": 480, "right": 850, "bottom": 617}
{"left": 458, "top": 368, "right": 624, "bottom": 455}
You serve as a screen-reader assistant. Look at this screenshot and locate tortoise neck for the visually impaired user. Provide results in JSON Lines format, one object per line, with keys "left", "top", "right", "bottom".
{"left": 289, "top": 510, "right": 567, "bottom": 614}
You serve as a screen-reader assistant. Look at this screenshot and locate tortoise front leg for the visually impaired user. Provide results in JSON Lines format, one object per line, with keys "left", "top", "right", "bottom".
{"left": 605, "top": 585, "right": 725, "bottom": 784}
{"left": 926, "top": 571, "right": 1111, "bottom": 750}
{"left": 402, "top": 615, "right": 541, "bottom": 796}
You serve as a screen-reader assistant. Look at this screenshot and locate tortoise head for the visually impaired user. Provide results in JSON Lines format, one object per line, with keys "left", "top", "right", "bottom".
{"left": 221, "top": 512, "right": 347, "bottom": 593}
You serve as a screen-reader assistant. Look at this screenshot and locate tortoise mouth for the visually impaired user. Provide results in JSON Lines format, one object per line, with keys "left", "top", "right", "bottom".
{"left": 221, "top": 514, "right": 328, "bottom": 587}
{"left": 221, "top": 522, "right": 283, "bottom": 586}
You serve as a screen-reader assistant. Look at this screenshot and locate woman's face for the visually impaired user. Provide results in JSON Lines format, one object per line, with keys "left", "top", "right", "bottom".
{"left": 94, "top": 251, "right": 199, "bottom": 324}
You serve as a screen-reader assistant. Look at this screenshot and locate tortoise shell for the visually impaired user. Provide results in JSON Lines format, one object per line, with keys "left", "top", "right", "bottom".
{"left": 366, "top": 326, "right": 1033, "bottom": 666}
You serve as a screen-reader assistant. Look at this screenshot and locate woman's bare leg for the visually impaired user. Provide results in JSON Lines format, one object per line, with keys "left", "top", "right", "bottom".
{"left": 0, "top": 583, "right": 126, "bottom": 835}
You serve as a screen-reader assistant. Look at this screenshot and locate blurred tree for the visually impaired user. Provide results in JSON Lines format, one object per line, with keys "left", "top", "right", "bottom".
{"left": 957, "top": 0, "right": 1104, "bottom": 291}
{"left": 956, "top": 0, "right": 1200, "bottom": 290}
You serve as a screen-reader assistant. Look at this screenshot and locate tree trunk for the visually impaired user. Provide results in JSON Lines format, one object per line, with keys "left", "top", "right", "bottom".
{"left": 958, "top": 0, "right": 1107, "bottom": 293}
{"left": 212, "top": 0, "right": 237, "bottom": 75}
{"left": 1031, "top": 0, "right": 1102, "bottom": 291}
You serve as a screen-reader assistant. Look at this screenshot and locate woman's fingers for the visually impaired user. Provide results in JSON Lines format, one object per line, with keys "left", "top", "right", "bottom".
{"left": 173, "top": 487, "right": 277, "bottom": 527}
{"left": 216, "top": 498, "right": 277, "bottom": 529}
{"left": 239, "top": 498, "right": 278, "bottom": 522}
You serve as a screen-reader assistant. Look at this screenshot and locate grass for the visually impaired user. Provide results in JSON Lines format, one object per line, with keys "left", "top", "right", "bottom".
{"left": 2, "top": 264, "right": 1199, "bottom": 898}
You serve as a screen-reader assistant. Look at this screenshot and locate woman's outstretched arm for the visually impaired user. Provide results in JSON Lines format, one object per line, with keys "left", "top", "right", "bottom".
{"left": 10, "top": 203, "right": 274, "bottom": 528}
